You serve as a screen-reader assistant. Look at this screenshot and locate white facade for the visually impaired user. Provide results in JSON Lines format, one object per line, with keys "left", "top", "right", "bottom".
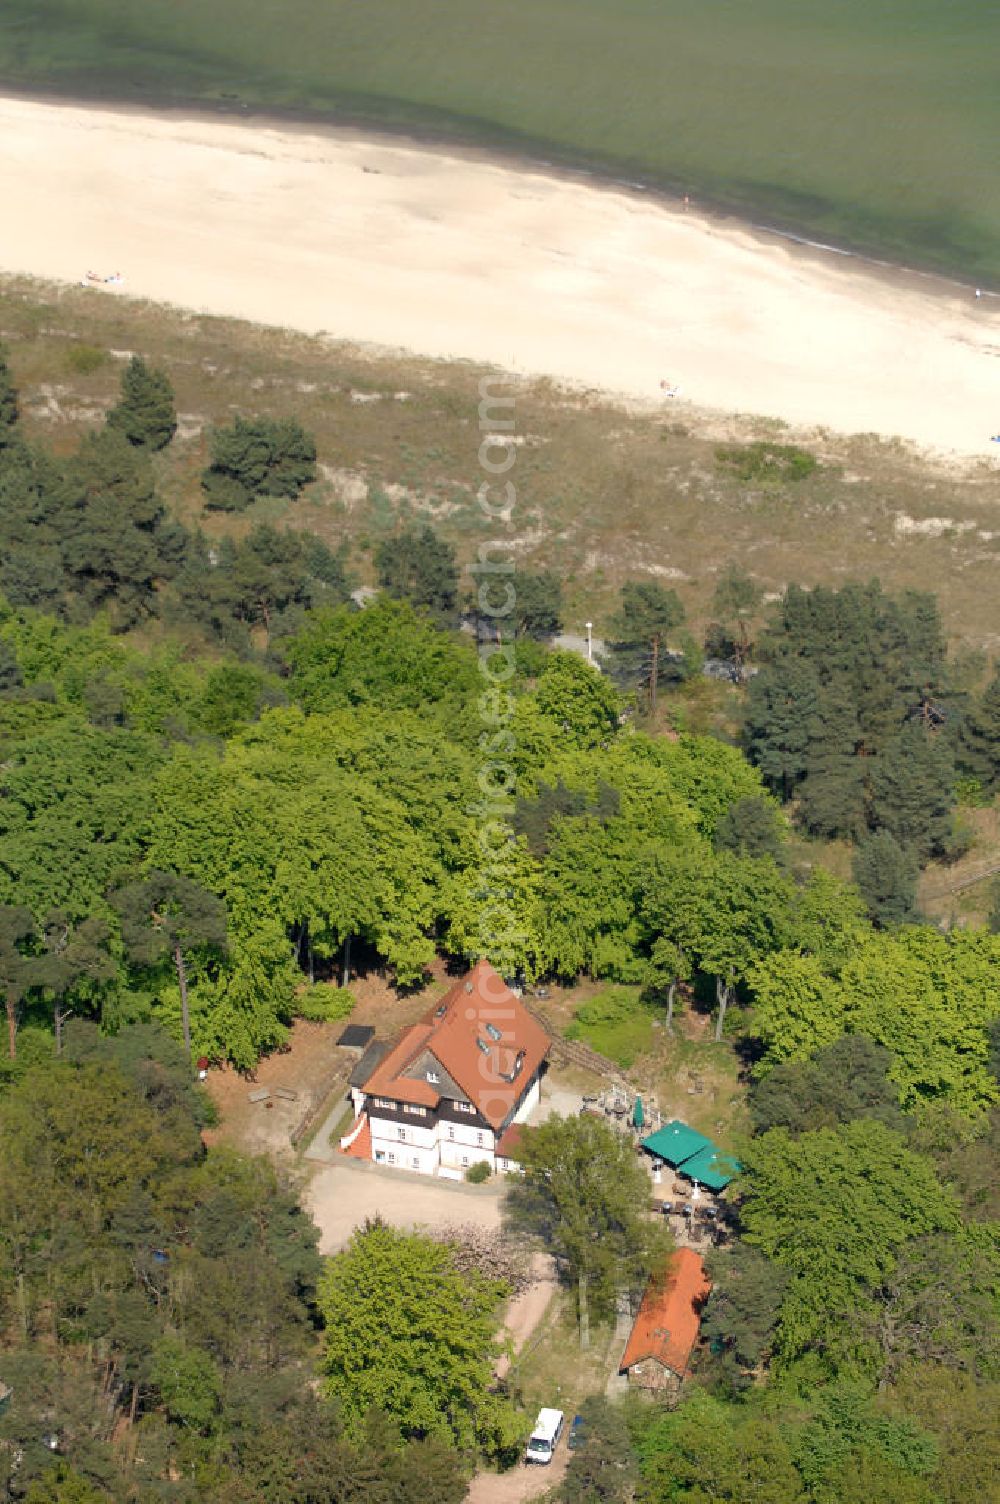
{"left": 369, "top": 1109, "right": 441, "bottom": 1177}
{"left": 438, "top": 1117, "right": 497, "bottom": 1174}
{"left": 358, "top": 1078, "right": 540, "bottom": 1178}
{"left": 511, "top": 1074, "right": 541, "bottom": 1125}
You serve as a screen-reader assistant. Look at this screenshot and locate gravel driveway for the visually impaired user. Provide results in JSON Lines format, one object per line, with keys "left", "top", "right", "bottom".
{"left": 306, "top": 1158, "right": 505, "bottom": 1253}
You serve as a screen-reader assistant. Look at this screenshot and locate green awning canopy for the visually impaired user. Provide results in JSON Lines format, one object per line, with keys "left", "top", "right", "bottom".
{"left": 676, "top": 1144, "right": 742, "bottom": 1191}
{"left": 640, "top": 1119, "right": 713, "bottom": 1167}
{"left": 639, "top": 1119, "right": 742, "bottom": 1190}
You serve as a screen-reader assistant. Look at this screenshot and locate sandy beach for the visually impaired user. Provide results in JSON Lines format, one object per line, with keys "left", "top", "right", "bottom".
{"left": 1, "top": 93, "right": 998, "bottom": 459}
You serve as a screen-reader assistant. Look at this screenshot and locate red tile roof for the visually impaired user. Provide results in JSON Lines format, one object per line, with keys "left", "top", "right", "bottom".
{"left": 496, "top": 1123, "right": 525, "bottom": 1159}
{"left": 340, "top": 1115, "right": 371, "bottom": 1161}
{"left": 619, "top": 1249, "right": 711, "bottom": 1378}
{"left": 360, "top": 960, "right": 551, "bottom": 1129}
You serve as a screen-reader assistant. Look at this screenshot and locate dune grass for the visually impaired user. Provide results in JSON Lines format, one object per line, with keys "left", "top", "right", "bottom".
{"left": 1, "top": 1, "right": 998, "bottom": 282}
{"left": 4, "top": 272, "right": 1000, "bottom": 657}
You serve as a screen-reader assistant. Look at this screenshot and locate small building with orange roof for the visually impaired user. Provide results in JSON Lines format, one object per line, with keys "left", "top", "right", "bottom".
{"left": 342, "top": 960, "right": 551, "bottom": 1179}
{"left": 619, "top": 1248, "right": 711, "bottom": 1394}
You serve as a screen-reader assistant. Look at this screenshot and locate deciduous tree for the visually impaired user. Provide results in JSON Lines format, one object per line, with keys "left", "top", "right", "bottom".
{"left": 318, "top": 1221, "right": 521, "bottom": 1460}
{"left": 505, "top": 1113, "right": 667, "bottom": 1348}
{"left": 109, "top": 870, "right": 227, "bottom": 1060}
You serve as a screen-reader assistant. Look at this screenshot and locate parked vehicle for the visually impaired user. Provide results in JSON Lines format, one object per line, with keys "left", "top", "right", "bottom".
{"left": 567, "top": 1414, "right": 586, "bottom": 1450}
{"left": 525, "top": 1407, "right": 564, "bottom": 1464}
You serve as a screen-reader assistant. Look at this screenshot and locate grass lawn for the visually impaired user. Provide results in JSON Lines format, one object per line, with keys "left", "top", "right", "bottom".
{"left": 507, "top": 1290, "right": 616, "bottom": 1420}
{"left": 565, "top": 986, "right": 657, "bottom": 1070}
{"left": 1, "top": 3, "right": 998, "bottom": 282}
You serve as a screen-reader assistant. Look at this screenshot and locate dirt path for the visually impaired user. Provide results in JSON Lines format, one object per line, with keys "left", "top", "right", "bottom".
{"left": 496, "top": 1255, "right": 558, "bottom": 1380}
{"left": 466, "top": 1450, "right": 568, "bottom": 1504}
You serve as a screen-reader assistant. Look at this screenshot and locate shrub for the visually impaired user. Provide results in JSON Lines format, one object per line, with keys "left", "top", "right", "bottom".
{"left": 715, "top": 441, "right": 818, "bottom": 483}
{"left": 465, "top": 1160, "right": 492, "bottom": 1184}
{"left": 295, "top": 984, "right": 355, "bottom": 1022}
{"left": 65, "top": 343, "right": 107, "bottom": 375}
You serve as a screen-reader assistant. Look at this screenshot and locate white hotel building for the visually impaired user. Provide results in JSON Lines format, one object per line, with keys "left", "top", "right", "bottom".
{"left": 341, "top": 960, "right": 551, "bottom": 1178}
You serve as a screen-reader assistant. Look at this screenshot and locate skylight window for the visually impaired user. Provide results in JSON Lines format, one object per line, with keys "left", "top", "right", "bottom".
{"left": 485, "top": 1022, "right": 503, "bottom": 1042}
{"left": 476, "top": 1036, "right": 491, "bottom": 1055}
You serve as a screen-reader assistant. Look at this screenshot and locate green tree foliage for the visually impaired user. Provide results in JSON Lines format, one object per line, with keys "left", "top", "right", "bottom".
{"left": 0, "top": 1041, "right": 415, "bottom": 1502}
{"left": 0, "top": 346, "right": 19, "bottom": 438}
{"left": 881, "top": 1364, "right": 1000, "bottom": 1504}
{"left": 750, "top": 929, "right": 1000, "bottom": 1113}
{"left": 852, "top": 830, "right": 919, "bottom": 927}
{"left": 109, "top": 871, "right": 227, "bottom": 1059}
{"left": 106, "top": 355, "right": 177, "bottom": 450}
{"left": 510, "top": 567, "right": 563, "bottom": 639}
{"left": 505, "top": 1113, "right": 667, "bottom": 1347}
{"left": 874, "top": 1231, "right": 1000, "bottom": 1384}
{"left": 285, "top": 598, "right": 480, "bottom": 717}
{"left": 749, "top": 1036, "right": 908, "bottom": 1135}
{"left": 705, "top": 562, "right": 763, "bottom": 678}
{"left": 636, "top": 1387, "right": 809, "bottom": 1504}
{"left": 955, "top": 666, "right": 1000, "bottom": 792}
{"left": 739, "top": 1121, "right": 958, "bottom": 1366}
{"left": 318, "top": 1221, "right": 522, "bottom": 1460}
{"left": 609, "top": 579, "right": 685, "bottom": 713}
{"left": 744, "top": 582, "right": 952, "bottom": 850}
{"left": 558, "top": 1397, "right": 636, "bottom": 1504}
{"left": 714, "top": 794, "right": 783, "bottom": 860}
{"left": 23, "top": 1466, "right": 107, "bottom": 1504}
{"left": 202, "top": 415, "right": 317, "bottom": 510}
{"left": 699, "top": 1243, "right": 789, "bottom": 1390}
{"left": 870, "top": 723, "right": 962, "bottom": 862}
{"left": 35, "top": 910, "right": 116, "bottom": 1054}
{"left": 149, "top": 1337, "right": 222, "bottom": 1432}
{"left": 375, "top": 524, "right": 459, "bottom": 625}
{"left": 641, "top": 846, "right": 793, "bottom": 1039}
{"left": 0, "top": 904, "right": 41, "bottom": 1058}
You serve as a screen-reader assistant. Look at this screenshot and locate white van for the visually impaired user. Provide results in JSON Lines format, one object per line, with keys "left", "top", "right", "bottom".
{"left": 525, "top": 1407, "right": 564, "bottom": 1464}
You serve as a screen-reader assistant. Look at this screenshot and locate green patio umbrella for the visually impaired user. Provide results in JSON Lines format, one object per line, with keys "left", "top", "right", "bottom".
{"left": 632, "top": 1095, "right": 645, "bottom": 1129}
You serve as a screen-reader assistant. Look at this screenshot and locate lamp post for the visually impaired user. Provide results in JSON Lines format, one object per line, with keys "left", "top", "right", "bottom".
{"left": 585, "top": 621, "right": 593, "bottom": 663}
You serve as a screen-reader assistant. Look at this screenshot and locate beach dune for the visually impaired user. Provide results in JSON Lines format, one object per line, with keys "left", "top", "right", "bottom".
{"left": 1, "top": 94, "right": 998, "bottom": 459}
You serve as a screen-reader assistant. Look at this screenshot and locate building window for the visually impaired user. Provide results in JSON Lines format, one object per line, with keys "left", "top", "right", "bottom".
{"left": 404, "top": 1104, "right": 426, "bottom": 1117}
{"left": 372, "top": 1097, "right": 393, "bottom": 1110}
{"left": 462, "top": 1156, "right": 469, "bottom": 1167}
{"left": 426, "top": 1070, "right": 440, "bottom": 1084}
{"left": 448, "top": 1126, "right": 455, "bottom": 1140}
{"left": 476, "top": 1131, "right": 484, "bottom": 1146}
{"left": 398, "top": 1127, "right": 406, "bottom": 1141}
{"left": 412, "top": 1157, "right": 419, "bottom": 1168}
{"left": 387, "top": 1153, "right": 395, "bottom": 1165}
{"left": 454, "top": 1101, "right": 475, "bottom": 1115}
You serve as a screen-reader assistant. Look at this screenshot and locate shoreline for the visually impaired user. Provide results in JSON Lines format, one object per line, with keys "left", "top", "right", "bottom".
{"left": 0, "top": 91, "right": 998, "bottom": 462}
{"left": 1, "top": 77, "right": 996, "bottom": 303}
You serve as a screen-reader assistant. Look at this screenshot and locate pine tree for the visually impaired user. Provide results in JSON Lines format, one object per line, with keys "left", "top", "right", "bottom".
{"left": 956, "top": 670, "right": 1000, "bottom": 793}
{"left": 870, "top": 722, "right": 958, "bottom": 861}
{"left": 109, "top": 872, "right": 227, "bottom": 1060}
{"left": 106, "top": 356, "right": 177, "bottom": 450}
{"left": 610, "top": 579, "right": 685, "bottom": 714}
{"left": 852, "top": 831, "right": 919, "bottom": 928}
{"left": 375, "top": 524, "right": 459, "bottom": 626}
{"left": 0, "top": 347, "right": 18, "bottom": 439}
